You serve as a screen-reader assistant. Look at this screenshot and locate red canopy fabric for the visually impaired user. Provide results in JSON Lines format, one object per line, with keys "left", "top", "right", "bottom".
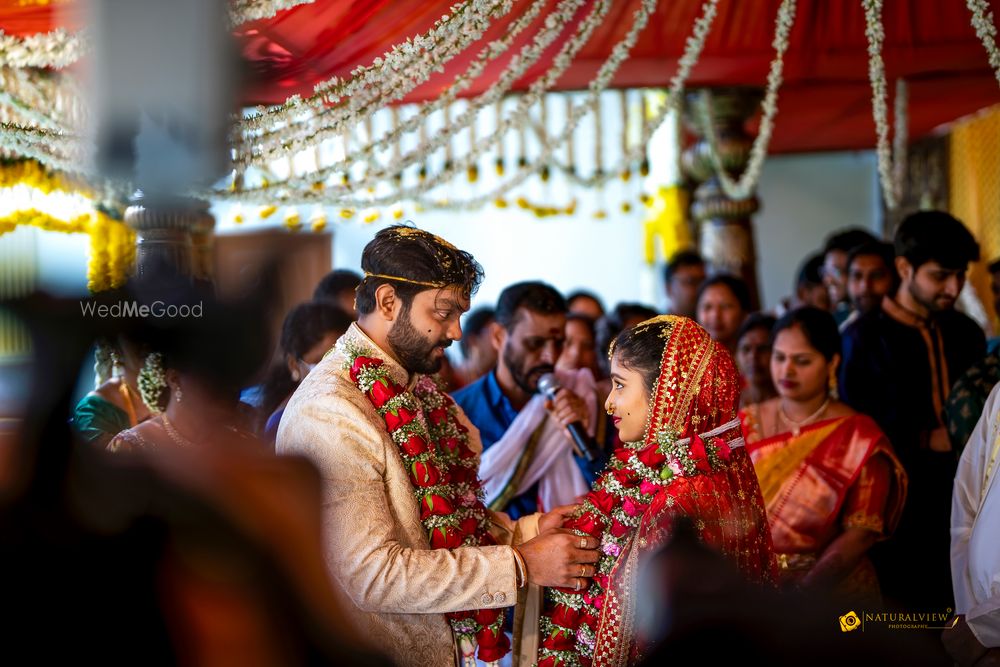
{"left": 5, "top": 0, "right": 1000, "bottom": 153}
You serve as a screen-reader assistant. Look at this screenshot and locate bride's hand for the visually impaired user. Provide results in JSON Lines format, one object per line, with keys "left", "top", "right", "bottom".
{"left": 538, "top": 504, "right": 580, "bottom": 533}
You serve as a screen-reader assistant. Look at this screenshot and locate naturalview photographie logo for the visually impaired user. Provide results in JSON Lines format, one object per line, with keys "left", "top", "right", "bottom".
{"left": 839, "top": 608, "right": 953, "bottom": 632}
{"left": 839, "top": 611, "right": 861, "bottom": 632}
{"left": 79, "top": 300, "right": 203, "bottom": 318}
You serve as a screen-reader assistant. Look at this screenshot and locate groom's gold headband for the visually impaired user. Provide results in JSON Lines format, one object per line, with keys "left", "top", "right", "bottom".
{"left": 363, "top": 272, "right": 449, "bottom": 288}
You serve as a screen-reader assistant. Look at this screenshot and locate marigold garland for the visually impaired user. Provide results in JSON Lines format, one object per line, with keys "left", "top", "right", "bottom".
{"left": 0, "top": 208, "right": 135, "bottom": 292}
{"left": 0, "top": 160, "right": 134, "bottom": 292}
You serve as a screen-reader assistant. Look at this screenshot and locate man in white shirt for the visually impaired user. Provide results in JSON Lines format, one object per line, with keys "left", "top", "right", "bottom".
{"left": 947, "top": 383, "right": 1000, "bottom": 665}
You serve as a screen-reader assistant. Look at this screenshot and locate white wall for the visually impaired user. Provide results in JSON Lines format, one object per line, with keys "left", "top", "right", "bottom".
{"left": 27, "top": 151, "right": 882, "bottom": 315}
{"left": 753, "top": 151, "right": 881, "bottom": 310}
{"left": 323, "top": 150, "right": 881, "bottom": 314}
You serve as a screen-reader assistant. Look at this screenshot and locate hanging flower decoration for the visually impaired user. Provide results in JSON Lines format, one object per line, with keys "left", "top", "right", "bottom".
{"left": 0, "top": 160, "right": 134, "bottom": 292}
{"left": 967, "top": 0, "right": 1000, "bottom": 88}
{"left": 696, "top": 0, "right": 797, "bottom": 201}
{"left": 229, "top": 0, "right": 316, "bottom": 24}
{"left": 0, "top": 28, "right": 84, "bottom": 69}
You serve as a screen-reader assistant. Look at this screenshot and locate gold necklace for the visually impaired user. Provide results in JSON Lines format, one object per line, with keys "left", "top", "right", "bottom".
{"left": 778, "top": 397, "right": 830, "bottom": 437}
{"left": 160, "top": 413, "right": 194, "bottom": 448}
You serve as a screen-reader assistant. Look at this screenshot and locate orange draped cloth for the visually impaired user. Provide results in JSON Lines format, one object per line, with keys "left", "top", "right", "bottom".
{"left": 741, "top": 412, "right": 907, "bottom": 595}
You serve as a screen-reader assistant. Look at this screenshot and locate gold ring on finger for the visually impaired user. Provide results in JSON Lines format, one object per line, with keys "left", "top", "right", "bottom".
{"left": 579, "top": 537, "right": 587, "bottom": 549}
{"left": 579, "top": 564, "right": 586, "bottom": 577}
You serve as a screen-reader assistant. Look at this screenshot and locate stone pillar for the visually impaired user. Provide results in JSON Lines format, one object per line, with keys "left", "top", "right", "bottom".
{"left": 125, "top": 195, "right": 214, "bottom": 281}
{"left": 681, "top": 86, "right": 763, "bottom": 309}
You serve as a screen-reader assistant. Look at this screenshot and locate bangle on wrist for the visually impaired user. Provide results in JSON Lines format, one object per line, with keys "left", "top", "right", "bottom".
{"left": 511, "top": 546, "right": 527, "bottom": 589}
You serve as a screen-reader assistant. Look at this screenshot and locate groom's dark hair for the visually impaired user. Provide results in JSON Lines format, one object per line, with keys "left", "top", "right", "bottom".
{"left": 355, "top": 224, "right": 484, "bottom": 315}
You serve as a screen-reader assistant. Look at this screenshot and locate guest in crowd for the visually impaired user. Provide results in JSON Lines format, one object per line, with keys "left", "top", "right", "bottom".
{"left": 313, "top": 268, "right": 362, "bottom": 318}
{"left": 696, "top": 275, "right": 751, "bottom": 354}
{"left": 453, "top": 282, "right": 604, "bottom": 519}
{"left": 257, "top": 300, "right": 352, "bottom": 445}
{"left": 735, "top": 312, "right": 778, "bottom": 408}
{"left": 566, "top": 289, "right": 605, "bottom": 321}
{"left": 945, "top": 256, "right": 1000, "bottom": 452}
{"left": 841, "top": 241, "right": 896, "bottom": 330}
{"left": 556, "top": 313, "right": 601, "bottom": 380}
{"left": 72, "top": 333, "right": 152, "bottom": 448}
{"left": 947, "top": 382, "right": 1000, "bottom": 667}
{"left": 595, "top": 302, "right": 659, "bottom": 378}
{"left": 989, "top": 257, "right": 1000, "bottom": 353}
{"left": 822, "top": 228, "right": 878, "bottom": 325}
{"left": 454, "top": 306, "right": 498, "bottom": 387}
{"left": 840, "top": 211, "right": 984, "bottom": 611}
{"left": 742, "top": 307, "right": 906, "bottom": 602}
{"left": 557, "top": 312, "right": 617, "bottom": 455}
{"left": 794, "top": 253, "right": 832, "bottom": 312}
{"left": 107, "top": 295, "right": 269, "bottom": 454}
{"left": 664, "top": 249, "right": 706, "bottom": 318}
{"left": 3, "top": 288, "right": 391, "bottom": 666}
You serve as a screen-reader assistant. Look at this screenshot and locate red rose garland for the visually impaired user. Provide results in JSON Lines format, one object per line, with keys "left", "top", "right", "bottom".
{"left": 537, "top": 430, "right": 733, "bottom": 667}
{"left": 344, "top": 345, "right": 510, "bottom": 665}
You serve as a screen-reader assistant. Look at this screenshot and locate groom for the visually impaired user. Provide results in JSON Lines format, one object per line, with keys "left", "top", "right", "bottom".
{"left": 277, "top": 225, "right": 599, "bottom": 667}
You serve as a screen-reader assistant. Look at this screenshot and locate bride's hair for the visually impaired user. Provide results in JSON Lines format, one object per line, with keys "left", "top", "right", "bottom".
{"left": 609, "top": 319, "right": 667, "bottom": 395}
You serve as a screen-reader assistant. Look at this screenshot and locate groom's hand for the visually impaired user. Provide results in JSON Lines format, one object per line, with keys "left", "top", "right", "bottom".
{"left": 518, "top": 528, "right": 600, "bottom": 589}
{"left": 538, "top": 504, "right": 581, "bottom": 533}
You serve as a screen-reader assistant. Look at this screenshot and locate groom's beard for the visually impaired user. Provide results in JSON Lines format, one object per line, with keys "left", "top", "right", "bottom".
{"left": 388, "top": 305, "right": 451, "bottom": 375}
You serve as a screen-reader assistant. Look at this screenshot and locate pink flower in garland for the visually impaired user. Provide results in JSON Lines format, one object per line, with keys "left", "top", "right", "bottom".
{"left": 639, "top": 479, "right": 659, "bottom": 496}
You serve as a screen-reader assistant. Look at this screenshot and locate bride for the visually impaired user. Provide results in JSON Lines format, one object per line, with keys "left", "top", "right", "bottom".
{"left": 531, "top": 315, "right": 775, "bottom": 666}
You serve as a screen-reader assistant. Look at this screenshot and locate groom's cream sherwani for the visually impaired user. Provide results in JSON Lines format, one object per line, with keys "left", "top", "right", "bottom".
{"left": 277, "top": 324, "right": 540, "bottom": 667}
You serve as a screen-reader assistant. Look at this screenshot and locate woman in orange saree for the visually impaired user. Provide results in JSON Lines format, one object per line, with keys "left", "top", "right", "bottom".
{"left": 533, "top": 316, "right": 775, "bottom": 667}
{"left": 741, "top": 307, "right": 907, "bottom": 600}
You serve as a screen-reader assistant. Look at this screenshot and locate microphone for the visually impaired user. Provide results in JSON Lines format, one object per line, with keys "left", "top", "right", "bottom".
{"left": 537, "top": 373, "right": 602, "bottom": 463}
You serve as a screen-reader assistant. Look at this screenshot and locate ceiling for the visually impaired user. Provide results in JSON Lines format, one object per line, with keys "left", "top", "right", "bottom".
{"left": 6, "top": 0, "right": 1000, "bottom": 153}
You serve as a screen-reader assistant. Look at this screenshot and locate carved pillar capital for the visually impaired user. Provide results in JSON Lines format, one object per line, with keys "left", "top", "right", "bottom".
{"left": 125, "top": 195, "right": 214, "bottom": 281}
{"left": 681, "top": 86, "right": 764, "bottom": 308}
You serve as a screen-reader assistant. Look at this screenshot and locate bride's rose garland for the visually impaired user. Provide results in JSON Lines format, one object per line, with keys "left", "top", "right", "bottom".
{"left": 537, "top": 428, "right": 733, "bottom": 667}
{"left": 344, "top": 342, "right": 510, "bottom": 665}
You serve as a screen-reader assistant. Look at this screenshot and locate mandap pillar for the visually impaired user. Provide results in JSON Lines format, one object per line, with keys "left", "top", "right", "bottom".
{"left": 124, "top": 195, "right": 215, "bottom": 282}
{"left": 681, "top": 87, "right": 764, "bottom": 309}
